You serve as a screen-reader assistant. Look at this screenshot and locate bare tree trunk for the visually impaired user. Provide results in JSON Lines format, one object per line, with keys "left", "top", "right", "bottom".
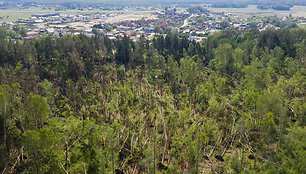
{"left": 32, "top": 147, "right": 40, "bottom": 174}
{"left": 65, "top": 142, "right": 68, "bottom": 171}
{"left": 112, "top": 129, "right": 115, "bottom": 174}
{"left": 153, "top": 117, "right": 156, "bottom": 174}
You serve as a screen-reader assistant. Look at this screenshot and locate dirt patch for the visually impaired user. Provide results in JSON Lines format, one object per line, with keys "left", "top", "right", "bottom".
{"left": 105, "top": 13, "right": 157, "bottom": 23}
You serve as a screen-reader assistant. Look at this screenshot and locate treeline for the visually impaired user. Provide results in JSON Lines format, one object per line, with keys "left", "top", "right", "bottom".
{"left": 187, "top": 6, "right": 208, "bottom": 14}
{"left": 4, "top": 0, "right": 306, "bottom": 8}
{"left": 257, "top": 4, "right": 292, "bottom": 11}
{"left": 251, "top": 0, "right": 306, "bottom": 6}
{"left": 262, "top": 16, "right": 298, "bottom": 29}
{"left": 211, "top": 3, "right": 248, "bottom": 8}
{"left": 0, "top": 28, "right": 305, "bottom": 173}
{"left": 0, "top": 24, "right": 27, "bottom": 39}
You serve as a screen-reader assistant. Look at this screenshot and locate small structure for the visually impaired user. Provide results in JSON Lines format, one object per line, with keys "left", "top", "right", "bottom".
{"left": 32, "top": 13, "right": 60, "bottom": 18}
{"left": 26, "top": 31, "right": 39, "bottom": 36}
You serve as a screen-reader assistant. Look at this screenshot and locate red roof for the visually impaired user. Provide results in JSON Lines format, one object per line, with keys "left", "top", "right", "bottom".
{"left": 26, "top": 32, "right": 39, "bottom": 36}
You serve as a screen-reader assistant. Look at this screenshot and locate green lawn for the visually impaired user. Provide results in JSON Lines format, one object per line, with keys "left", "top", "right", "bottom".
{"left": 0, "top": 7, "right": 108, "bottom": 23}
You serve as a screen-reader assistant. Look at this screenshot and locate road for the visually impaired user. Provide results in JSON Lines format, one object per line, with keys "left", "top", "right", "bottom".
{"left": 181, "top": 14, "right": 193, "bottom": 28}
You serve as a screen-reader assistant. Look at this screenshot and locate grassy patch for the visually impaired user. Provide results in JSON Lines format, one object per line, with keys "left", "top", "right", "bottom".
{"left": 298, "top": 23, "right": 306, "bottom": 28}
{"left": 0, "top": 7, "right": 108, "bottom": 22}
{"left": 0, "top": 7, "right": 156, "bottom": 23}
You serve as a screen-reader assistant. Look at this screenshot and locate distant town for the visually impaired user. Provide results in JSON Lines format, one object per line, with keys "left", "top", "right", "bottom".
{"left": 1, "top": 5, "right": 305, "bottom": 42}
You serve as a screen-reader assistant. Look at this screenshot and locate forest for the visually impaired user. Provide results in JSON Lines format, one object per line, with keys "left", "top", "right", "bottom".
{"left": 257, "top": 4, "right": 293, "bottom": 11}
{"left": 0, "top": 27, "right": 305, "bottom": 173}
{"left": 211, "top": 3, "right": 248, "bottom": 8}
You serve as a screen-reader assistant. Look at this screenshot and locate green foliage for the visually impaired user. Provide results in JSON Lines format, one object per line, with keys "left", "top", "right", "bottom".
{"left": 195, "top": 16, "right": 205, "bottom": 23}
{"left": 187, "top": 6, "right": 207, "bottom": 14}
{"left": 214, "top": 43, "right": 234, "bottom": 74}
{"left": 262, "top": 127, "right": 306, "bottom": 173}
{"left": 25, "top": 93, "right": 49, "bottom": 129}
{"left": 0, "top": 28, "right": 304, "bottom": 173}
{"left": 180, "top": 55, "right": 197, "bottom": 90}
{"left": 22, "top": 128, "right": 62, "bottom": 173}
{"left": 220, "top": 20, "right": 230, "bottom": 29}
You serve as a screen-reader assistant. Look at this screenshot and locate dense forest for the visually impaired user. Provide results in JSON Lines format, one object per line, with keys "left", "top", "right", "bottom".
{"left": 211, "top": 3, "right": 248, "bottom": 8}
{"left": 0, "top": 28, "right": 305, "bottom": 173}
{"left": 257, "top": 4, "right": 293, "bottom": 11}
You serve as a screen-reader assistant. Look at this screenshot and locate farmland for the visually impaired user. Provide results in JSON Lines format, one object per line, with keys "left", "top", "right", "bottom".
{"left": 1, "top": 5, "right": 306, "bottom": 23}
{"left": 207, "top": 5, "right": 306, "bottom": 17}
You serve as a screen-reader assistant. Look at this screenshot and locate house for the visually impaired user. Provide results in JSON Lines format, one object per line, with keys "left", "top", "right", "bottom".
{"left": 83, "top": 28, "right": 93, "bottom": 33}
{"left": 144, "top": 27, "right": 154, "bottom": 32}
{"left": 46, "top": 28, "right": 55, "bottom": 34}
{"left": 26, "top": 31, "right": 39, "bottom": 36}
{"left": 23, "top": 36, "right": 36, "bottom": 41}
{"left": 34, "top": 19, "right": 44, "bottom": 23}
{"left": 54, "top": 29, "right": 67, "bottom": 37}
{"left": 189, "top": 35, "right": 197, "bottom": 41}
{"left": 85, "top": 33, "right": 95, "bottom": 37}
{"left": 32, "top": 13, "right": 60, "bottom": 18}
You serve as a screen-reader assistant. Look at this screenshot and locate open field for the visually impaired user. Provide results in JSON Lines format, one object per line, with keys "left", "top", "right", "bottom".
{"left": 298, "top": 23, "right": 306, "bottom": 28}
{"left": 0, "top": 7, "right": 157, "bottom": 23}
{"left": 1, "top": 5, "right": 306, "bottom": 23}
{"left": 105, "top": 11, "right": 157, "bottom": 23}
{"left": 207, "top": 5, "right": 306, "bottom": 17}
{"left": 0, "top": 7, "right": 92, "bottom": 22}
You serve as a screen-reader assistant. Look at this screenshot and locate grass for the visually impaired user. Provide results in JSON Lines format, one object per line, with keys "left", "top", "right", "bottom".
{"left": 207, "top": 5, "right": 306, "bottom": 17}
{"left": 105, "top": 9, "right": 156, "bottom": 23}
{"left": 0, "top": 7, "right": 114, "bottom": 23}
{"left": 298, "top": 23, "right": 306, "bottom": 28}
{"left": 0, "top": 7, "right": 156, "bottom": 23}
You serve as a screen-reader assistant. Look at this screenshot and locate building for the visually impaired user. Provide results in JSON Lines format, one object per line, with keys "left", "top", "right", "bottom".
{"left": 32, "top": 13, "right": 60, "bottom": 18}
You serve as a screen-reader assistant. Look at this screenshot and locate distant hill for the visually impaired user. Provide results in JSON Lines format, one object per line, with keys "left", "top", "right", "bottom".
{"left": 4, "top": 0, "right": 306, "bottom": 6}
